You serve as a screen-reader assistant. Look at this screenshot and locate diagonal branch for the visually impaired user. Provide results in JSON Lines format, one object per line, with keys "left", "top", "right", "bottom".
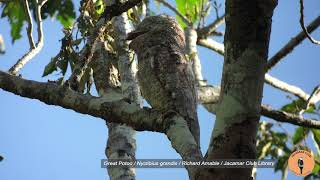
{"left": 264, "top": 73, "right": 309, "bottom": 101}
{"left": 261, "top": 105, "right": 320, "bottom": 129}
{"left": 197, "top": 15, "right": 225, "bottom": 38}
{"left": 197, "top": 37, "right": 316, "bottom": 104}
{"left": 197, "top": 85, "right": 320, "bottom": 129}
{"left": 68, "top": 0, "right": 143, "bottom": 91}
{"left": 8, "top": 0, "right": 47, "bottom": 75}
{"left": 299, "top": 0, "right": 320, "bottom": 45}
{"left": 307, "top": 86, "right": 320, "bottom": 105}
{"left": 267, "top": 16, "right": 320, "bottom": 70}
{"left": 154, "top": 0, "right": 192, "bottom": 26}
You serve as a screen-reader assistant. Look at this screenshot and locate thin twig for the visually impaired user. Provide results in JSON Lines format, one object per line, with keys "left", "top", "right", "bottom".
{"left": 305, "top": 85, "right": 320, "bottom": 107}
{"left": 67, "top": 24, "right": 104, "bottom": 91}
{"left": 299, "top": 0, "right": 320, "bottom": 45}
{"left": 8, "top": 0, "right": 47, "bottom": 75}
{"left": 267, "top": 16, "right": 320, "bottom": 70}
{"left": 197, "top": 15, "right": 225, "bottom": 38}
{"left": 154, "top": 0, "right": 192, "bottom": 26}
{"left": 68, "top": 0, "right": 143, "bottom": 91}
{"left": 23, "top": 0, "right": 35, "bottom": 48}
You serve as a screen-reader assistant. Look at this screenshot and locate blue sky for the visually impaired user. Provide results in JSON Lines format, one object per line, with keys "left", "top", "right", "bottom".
{"left": 0, "top": 0, "right": 319, "bottom": 179}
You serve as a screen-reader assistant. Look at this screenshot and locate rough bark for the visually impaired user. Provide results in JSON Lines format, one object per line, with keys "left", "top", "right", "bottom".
{"left": 197, "top": 0, "right": 278, "bottom": 179}
{"left": 105, "top": 0, "right": 142, "bottom": 178}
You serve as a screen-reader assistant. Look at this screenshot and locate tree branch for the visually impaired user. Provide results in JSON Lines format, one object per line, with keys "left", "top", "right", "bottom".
{"left": 267, "top": 16, "right": 320, "bottom": 70}
{"left": 0, "top": 70, "right": 203, "bottom": 166}
{"left": 0, "top": 70, "right": 158, "bottom": 131}
{"left": 197, "top": 85, "right": 320, "bottom": 129}
{"left": 101, "top": 0, "right": 143, "bottom": 20}
{"left": 307, "top": 86, "right": 320, "bottom": 105}
{"left": 261, "top": 105, "right": 320, "bottom": 129}
{"left": 299, "top": 0, "right": 320, "bottom": 45}
{"left": 197, "top": 15, "right": 225, "bottom": 38}
{"left": 68, "top": 0, "right": 143, "bottom": 91}
{"left": 68, "top": 26, "right": 103, "bottom": 91}
{"left": 23, "top": 0, "right": 35, "bottom": 48}
{"left": 264, "top": 73, "right": 309, "bottom": 101}
{"left": 197, "top": 37, "right": 315, "bottom": 104}
{"left": 197, "top": 38, "right": 224, "bottom": 55}
{"left": 8, "top": 0, "right": 47, "bottom": 75}
{"left": 154, "top": 0, "right": 192, "bottom": 26}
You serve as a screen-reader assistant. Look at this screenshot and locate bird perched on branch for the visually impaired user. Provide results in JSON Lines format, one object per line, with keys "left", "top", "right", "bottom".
{"left": 126, "top": 15, "right": 200, "bottom": 145}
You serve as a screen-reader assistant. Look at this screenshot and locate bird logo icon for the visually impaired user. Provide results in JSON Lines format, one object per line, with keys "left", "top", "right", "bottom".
{"left": 288, "top": 150, "right": 314, "bottom": 176}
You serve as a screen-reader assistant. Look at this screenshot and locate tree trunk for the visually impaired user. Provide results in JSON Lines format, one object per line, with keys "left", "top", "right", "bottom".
{"left": 197, "top": 0, "right": 277, "bottom": 179}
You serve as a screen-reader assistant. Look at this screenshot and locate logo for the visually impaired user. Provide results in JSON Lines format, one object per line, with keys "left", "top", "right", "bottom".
{"left": 288, "top": 150, "right": 315, "bottom": 176}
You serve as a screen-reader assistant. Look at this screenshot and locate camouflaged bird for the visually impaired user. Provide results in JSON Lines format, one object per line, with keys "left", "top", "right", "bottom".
{"left": 127, "top": 15, "right": 200, "bottom": 145}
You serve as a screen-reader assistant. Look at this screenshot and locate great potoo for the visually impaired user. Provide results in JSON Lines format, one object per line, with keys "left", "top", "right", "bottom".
{"left": 127, "top": 15, "right": 200, "bottom": 145}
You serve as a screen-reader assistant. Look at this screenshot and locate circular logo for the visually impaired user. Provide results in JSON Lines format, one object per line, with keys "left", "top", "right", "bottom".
{"left": 288, "top": 150, "right": 315, "bottom": 176}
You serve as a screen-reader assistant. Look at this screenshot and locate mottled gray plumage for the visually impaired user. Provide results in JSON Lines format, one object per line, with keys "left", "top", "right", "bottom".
{"left": 127, "top": 15, "right": 200, "bottom": 145}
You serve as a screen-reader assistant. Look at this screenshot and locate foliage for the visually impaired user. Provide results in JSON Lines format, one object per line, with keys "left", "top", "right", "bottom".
{"left": 1, "top": 0, "right": 320, "bottom": 179}
{"left": 1, "top": 0, "right": 26, "bottom": 43}
{"left": 281, "top": 98, "right": 316, "bottom": 114}
{"left": 0, "top": 0, "right": 76, "bottom": 43}
{"left": 257, "top": 98, "right": 320, "bottom": 179}
{"left": 174, "top": 0, "right": 212, "bottom": 28}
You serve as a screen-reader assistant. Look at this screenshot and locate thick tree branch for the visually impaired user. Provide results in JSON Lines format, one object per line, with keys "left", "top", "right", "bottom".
{"left": 154, "top": 0, "right": 192, "bottom": 26}
{"left": 299, "top": 0, "right": 320, "bottom": 45}
{"left": 267, "top": 16, "right": 320, "bottom": 70}
{"left": 0, "top": 70, "right": 157, "bottom": 131}
{"left": 8, "top": 0, "right": 47, "bottom": 75}
{"left": 197, "top": 15, "right": 225, "bottom": 38}
{"left": 0, "top": 70, "right": 203, "bottom": 167}
{"left": 101, "top": 0, "right": 143, "bottom": 20}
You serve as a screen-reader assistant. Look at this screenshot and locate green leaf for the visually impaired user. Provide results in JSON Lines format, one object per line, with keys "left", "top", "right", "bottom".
{"left": 95, "top": 0, "right": 105, "bottom": 15}
{"left": 175, "top": 0, "right": 208, "bottom": 26}
{"left": 275, "top": 154, "right": 289, "bottom": 173}
{"left": 56, "top": 14, "right": 74, "bottom": 28}
{"left": 56, "top": 58, "right": 68, "bottom": 76}
{"left": 42, "top": 57, "right": 58, "bottom": 77}
{"left": 41, "top": 0, "right": 76, "bottom": 28}
{"left": 281, "top": 99, "right": 305, "bottom": 113}
{"left": 1, "top": 0, "right": 26, "bottom": 43}
{"left": 312, "top": 129, "right": 320, "bottom": 151}
{"left": 292, "top": 127, "right": 309, "bottom": 145}
{"left": 1, "top": 0, "right": 76, "bottom": 42}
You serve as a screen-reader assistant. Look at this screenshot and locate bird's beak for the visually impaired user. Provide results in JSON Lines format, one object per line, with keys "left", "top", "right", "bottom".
{"left": 126, "top": 30, "right": 147, "bottom": 40}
